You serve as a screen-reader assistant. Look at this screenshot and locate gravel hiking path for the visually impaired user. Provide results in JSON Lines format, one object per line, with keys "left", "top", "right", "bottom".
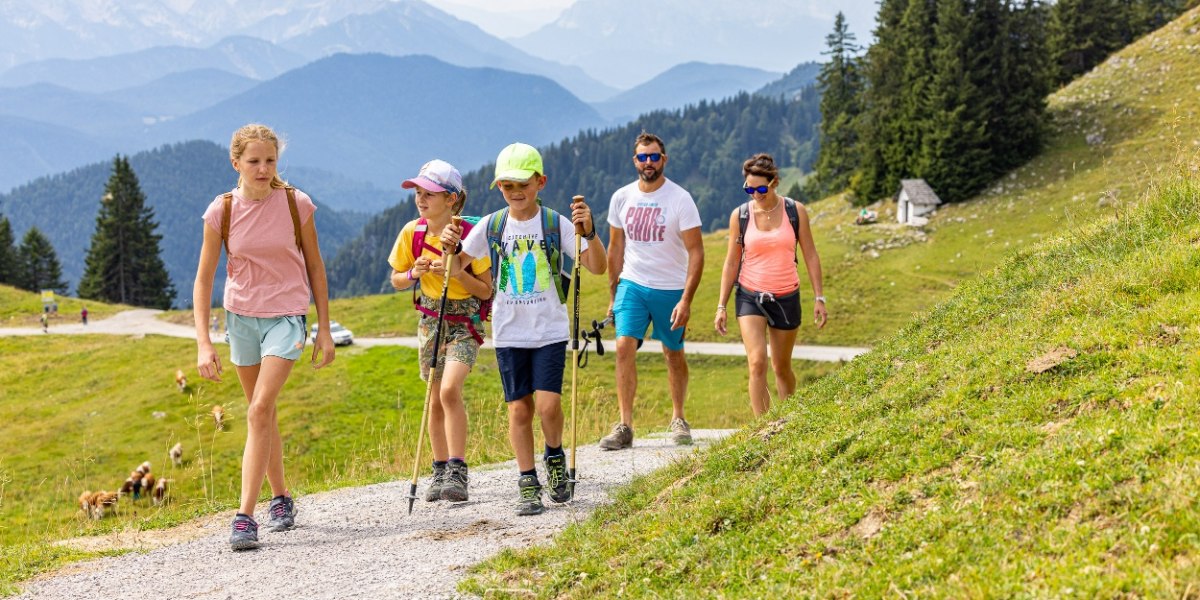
{"left": 0, "top": 309, "right": 870, "bottom": 361}
{"left": 17, "top": 429, "right": 733, "bottom": 600}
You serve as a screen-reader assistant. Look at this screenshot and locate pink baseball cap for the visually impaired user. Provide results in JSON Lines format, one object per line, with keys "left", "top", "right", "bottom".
{"left": 401, "top": 159, "right": 463, "bottom": 194}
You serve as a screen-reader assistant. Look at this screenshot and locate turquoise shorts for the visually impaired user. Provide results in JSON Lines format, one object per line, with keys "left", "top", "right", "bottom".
{"left": 227, "top": 312, "right": 307, "bottom": 367}
{"left": 613, "top": 279, "right": 685, "bottom": 351}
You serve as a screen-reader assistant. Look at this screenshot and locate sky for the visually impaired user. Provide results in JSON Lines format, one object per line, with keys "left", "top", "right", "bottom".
{"left": 433, "top": 0, "right": 879, "bottom": 42}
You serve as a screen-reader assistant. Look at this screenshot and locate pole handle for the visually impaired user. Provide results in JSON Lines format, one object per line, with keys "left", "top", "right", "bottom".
{"left": 571, "top": 195, "right": 587, "bottom": 235}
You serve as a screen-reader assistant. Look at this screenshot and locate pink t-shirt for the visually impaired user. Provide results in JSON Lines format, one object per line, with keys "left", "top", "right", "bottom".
{"left": 738, "top": 200, "right": 800, "bottom": 295}
{"left": 202, "top": 187, "right": 316, "bottom": 317}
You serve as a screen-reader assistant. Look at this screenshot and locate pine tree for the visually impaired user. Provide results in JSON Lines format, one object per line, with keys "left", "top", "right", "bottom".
{"left": 852, "top": 0, "right": 911, "bottom": 203}
{"left": 16, "top": 227, "right": 67, "bottom": 293}
{"left": 1048, "top": 0, "right": 1126, "bottom": 85}
{"left": 0, "top": 216, "right": 16, "bottom": 286}
{"left": 78, "top": 156, "right": 177, "bottom": 309}
{"left": 812, "top": 11, "right": 864, "bottom": 197}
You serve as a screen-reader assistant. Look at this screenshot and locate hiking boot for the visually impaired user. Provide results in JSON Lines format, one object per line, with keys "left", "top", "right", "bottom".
{"left": 265, "top": 495, "right": 296, "bottom": 532}
{"left": 599, "top": 423, "right": 633, "bottom": 450}
{"left": 440, "top": 462, "right": 469, "bottom": 502}
{"left": 544, "top": 454, "right": 571, "bottom": 503}
{"left": 425, "top": 462, "right": 447, "bottom": 502}
{"left": 669, "top": 417, "right": 693, "bottom": 445}
{"left": 229, "top": 514, "right": 259, "bottom": 550}
{"left": 515, "top": 474, "right": 545, "bottom": 516}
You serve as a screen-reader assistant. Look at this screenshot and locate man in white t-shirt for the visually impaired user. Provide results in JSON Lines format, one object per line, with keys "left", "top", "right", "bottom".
{"left": 443, "top": 142, "right": 607, "bottom": 516}
{"left": 599, "top": 132, "right": 704, "bottom": 451}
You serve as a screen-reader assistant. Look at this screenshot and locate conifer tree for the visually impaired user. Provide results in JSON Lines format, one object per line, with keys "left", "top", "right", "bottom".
{"left": 16, "top": 227, "right": 67, "bottom": 293}
{"left": 0, "top": 216, "right": 16, "bottom": 286}
{"left": 78, "top": 156, "right": 176, "bottom": 309}
{"left": 852, "top": 0, "right": 911, "bottom": 203}
{"left": 1048, "top": 0, "right": 1126, "bottom": 85}
{"left": 812, "top": 11, "right": 864, "bottom": 197}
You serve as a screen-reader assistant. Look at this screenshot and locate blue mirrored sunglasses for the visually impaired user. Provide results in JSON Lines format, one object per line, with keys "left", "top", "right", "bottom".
{"left": 743, "top": 185, "right": 770, "bottom": 195}
{"left": 635, "top": 153, "right": 663, "bottom": 163}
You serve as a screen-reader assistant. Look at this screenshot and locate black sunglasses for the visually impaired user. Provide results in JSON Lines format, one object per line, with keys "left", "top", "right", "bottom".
{"left": 635, "top": 153, "right": 663, "bottom": 163}
{"left": 743, "top": 185, "right": 770, "bottom": 195}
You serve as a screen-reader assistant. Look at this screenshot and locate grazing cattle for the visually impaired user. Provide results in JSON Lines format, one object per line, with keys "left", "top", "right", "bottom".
{"left": 169, "top": 442, "right": 183, "bottom": 467}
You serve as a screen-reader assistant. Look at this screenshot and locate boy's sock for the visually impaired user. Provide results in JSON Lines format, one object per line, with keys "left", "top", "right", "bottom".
{"left": 433, "top": 460, "right": 448, "bottom": 468}
{"left": 544, "top": 444, "right": 564, "bottom": 459}
{"left": 520, "top": 468, "right": 538, "bottom": 479}
{"left": 449, "top": 457, "right": 466, "bottom": 466}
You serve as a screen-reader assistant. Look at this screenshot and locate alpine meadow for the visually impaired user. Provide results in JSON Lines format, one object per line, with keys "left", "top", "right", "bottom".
{"left": 2, "top": 0, "right": 1200, "bottom": 597}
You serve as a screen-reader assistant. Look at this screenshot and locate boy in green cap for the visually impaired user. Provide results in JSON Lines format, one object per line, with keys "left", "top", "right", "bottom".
{"left": 441, "top": 142, "right": 607, "bottom": 515}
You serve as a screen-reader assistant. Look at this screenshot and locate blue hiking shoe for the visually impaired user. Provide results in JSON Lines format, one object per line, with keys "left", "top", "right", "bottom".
{"left": 265, "top": 495, "right": 296, "bottom": 532}
{"left": 229, "top": 514, "right": 259, "bottom": 550}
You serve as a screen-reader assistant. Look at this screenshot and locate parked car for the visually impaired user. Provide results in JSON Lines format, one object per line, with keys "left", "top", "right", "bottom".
{"left": 311, "top": 321, "right": 354, "bottom": 346}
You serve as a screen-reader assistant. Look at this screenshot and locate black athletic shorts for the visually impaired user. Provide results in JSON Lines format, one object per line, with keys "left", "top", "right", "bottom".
{"left": 735, "top": 287, "right": 801, "bottom": 331}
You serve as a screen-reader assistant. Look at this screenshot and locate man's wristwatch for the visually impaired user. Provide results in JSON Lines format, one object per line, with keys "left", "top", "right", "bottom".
{"left": 583, "top": 228, "right": 597, "bottom": 240}
{"left": 814, "top": 295, "right": 826, "bottom": 303}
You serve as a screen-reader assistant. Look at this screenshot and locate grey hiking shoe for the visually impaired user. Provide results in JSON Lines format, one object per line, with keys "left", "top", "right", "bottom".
{"left": 265, "top": 495, "right": 296, "bottom": 532}
{"left": 440, "top": 462, "right": 469, "bottom": 502}
{"left": 425, "top": 462, "right": 447, "bottom": 502}
{"left": 545, "top": 454, "right": 570, "bottom": 503}
{"left": 599, "top": 423, "right": 633, "bottom": 450}
{"left": 229, "top": 514, "right": 259, "bottom": 550}
{"left": 515, "top": 474, "right": 545, "bottom": 516}
{"left": 669, "top": 417, "right": 693, "bottom": 445}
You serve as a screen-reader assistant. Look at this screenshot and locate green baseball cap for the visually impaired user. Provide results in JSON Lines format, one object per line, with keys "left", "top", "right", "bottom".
{"left": 490, "top": 142, "right": 543, "bottom": 188}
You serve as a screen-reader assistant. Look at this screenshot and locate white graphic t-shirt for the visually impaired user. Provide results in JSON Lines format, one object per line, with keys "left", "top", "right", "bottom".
{"left": 607, "top": 178, "right": 702, "bottom": 290}
{"left": 461, "top": 208, "right": 583, "bottom": 348}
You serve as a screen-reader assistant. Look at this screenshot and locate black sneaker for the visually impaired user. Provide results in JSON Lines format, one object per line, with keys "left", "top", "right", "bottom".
{"left": 229, "top": 514, "right": 259, "bottom": 550}
{"left": 265, "top": 495, "right": 296, "bottom": 532}
{"left": 440, "top": 462, "right": 469, "bottom": 502}
{"left": 544, "top": 454, "right": 570, "bottom": 503}
{"left": 425, "top": 462, "right": 447, "bottom": 502}
{"left": 515, "top": 474, "right": 545, "bottom": 516}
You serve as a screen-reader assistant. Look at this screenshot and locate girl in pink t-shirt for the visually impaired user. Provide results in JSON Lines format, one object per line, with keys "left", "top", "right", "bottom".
{"left": 714, "top": 153, "right": 827, "bottom": 417}
{"left": 192, "top": 124, "right": 336, "bottom": 551}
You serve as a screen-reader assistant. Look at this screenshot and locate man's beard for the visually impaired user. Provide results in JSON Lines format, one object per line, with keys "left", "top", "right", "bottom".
{"left": 639, "top": 168, "right": 662, "bottom": 183}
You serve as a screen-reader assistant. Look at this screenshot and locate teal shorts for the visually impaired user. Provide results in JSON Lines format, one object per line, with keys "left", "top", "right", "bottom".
{"left": 613, "top": 279, "right": 686, "bottom": 351}
{"left": 227, "top": 312, "right": 307, "bottom": 367}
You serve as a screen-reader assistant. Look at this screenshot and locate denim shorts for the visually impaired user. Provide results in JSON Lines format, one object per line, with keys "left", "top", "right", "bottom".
{"left": 494, "top": 341, "right": 567, "bottom": 401}
{"left": 612, "top": 279, "right": 685, "bottom": 351}
{"left": 226, "top": 312, "right": 307, "bottom": 366}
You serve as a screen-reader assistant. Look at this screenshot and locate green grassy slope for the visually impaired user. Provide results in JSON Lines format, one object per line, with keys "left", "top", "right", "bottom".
{"left": 0, "top": 285, "right": 125, "bottom": 325}
{"left": 462, "top": 156, "right": 1200, "bottom": 600}
{"left": 459, "top": 9, "right": 1200, "bottom": 598}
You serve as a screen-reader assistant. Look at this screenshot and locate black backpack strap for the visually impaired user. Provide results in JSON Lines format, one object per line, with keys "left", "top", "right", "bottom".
{"left": 783, "top": 197, "right": 800, "bottom": 264}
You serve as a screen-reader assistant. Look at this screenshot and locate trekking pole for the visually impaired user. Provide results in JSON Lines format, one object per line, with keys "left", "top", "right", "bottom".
{"left": 407, "top": 216, "right": 460, "bottom": 515}
{"left": 568, "top": 195, "right": 585, "bottom": 500}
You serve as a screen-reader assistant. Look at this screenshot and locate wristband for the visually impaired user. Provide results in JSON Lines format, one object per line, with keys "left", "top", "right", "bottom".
{"left": 406, "top": 268, "right": 415, "bottom": 281}
{"left": 716, "top": 305, "right": 726, "bottom": 312}
{"left": 814, "top": 295, "right": 826, "bottom": 303}
{"left": 583, "top": 228, "right": 597, "bottom": 240}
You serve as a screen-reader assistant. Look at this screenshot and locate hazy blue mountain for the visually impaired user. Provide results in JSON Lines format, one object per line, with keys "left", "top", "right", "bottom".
{"left": 278, "top": 2, "right": 616, "bottom": 101}
{"left": 593, "top": 62, "right": 782, "bottom": 122}
{"left": 149, "top": 53, "right": 606, "bottom": 189}
{"left": 0, "top": 116, "right": 117, "bottom": 192}
{"left": 0, "top": 36, "right": 305, "bottom": 93}
{"left": 513, "top": 0, "right": 876, "bottom": 89}
{"left": 101, "top": 68, "right": 260, "bottom": 118}
{"left": 0, "top": 140, "right": 371, "bottom": 307}
{"left": 756, "top": 62, "right": 824, "bottom": 100}
{"left": 0, "top": 83, "right": 145, "bottom": 140}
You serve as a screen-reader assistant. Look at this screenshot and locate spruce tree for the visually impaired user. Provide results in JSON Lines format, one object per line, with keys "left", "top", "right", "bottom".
{"left": 16, "top": 227, "right": 67, "bottom": 293}
{"left": 1048, "top": 0, "right": 1126, "bottom": 85}
{"left": 78, "top": 156, "right": 177, "bottom": 309}
{"left": 852, "top": 0, "right": 911, "bottom": 203}
{"left": 812, "top": 12, "right": 864, "bottom": 197}
{"left": 0, "top": 216, "right": 16, "bottom": 286}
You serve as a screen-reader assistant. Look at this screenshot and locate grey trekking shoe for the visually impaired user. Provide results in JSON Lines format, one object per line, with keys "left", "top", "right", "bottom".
{"left": 265, "top": 495, "right": 296, "bottom": 532}
{"left": 425, "top": 462, "right": 447, "bottom": 502}
{"left": 229, "top": 514, "right": 259, "bottom": 550}
{"left": 440, "top": 462, "right": 469, "bottom": 502}
{"left": 599, "top": 423, "right": 633, "bottom": 450}
{"left": 515, "top": 474, "right": 545, "bottom": 516}
{"left": 669, "top": 417, "right": 693, "bottom": 445}
{"left": 544, "top": 454, "right": 570, "bottom": 503}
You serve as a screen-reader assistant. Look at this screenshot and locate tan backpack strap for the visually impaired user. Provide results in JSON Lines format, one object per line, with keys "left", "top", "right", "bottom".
{"left": 285, "top": 187, "right": 302, "bottom": 251}
{"left": 221, "top": 193, "right": 233, "bottom": 256}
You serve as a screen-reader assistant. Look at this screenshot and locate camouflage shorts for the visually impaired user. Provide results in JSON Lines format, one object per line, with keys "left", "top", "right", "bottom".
{"left": 417, "top": 296, "right": 482, "bottom": 381}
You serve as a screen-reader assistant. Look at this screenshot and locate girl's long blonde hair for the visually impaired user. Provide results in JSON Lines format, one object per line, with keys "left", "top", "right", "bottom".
{"left": 230, "top": 124, "right": 289, "bottom": 189}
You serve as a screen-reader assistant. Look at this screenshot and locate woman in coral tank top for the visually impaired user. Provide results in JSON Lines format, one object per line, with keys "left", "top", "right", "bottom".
{"left": 715, "top": 153, "right": 826, "bottom": 417}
